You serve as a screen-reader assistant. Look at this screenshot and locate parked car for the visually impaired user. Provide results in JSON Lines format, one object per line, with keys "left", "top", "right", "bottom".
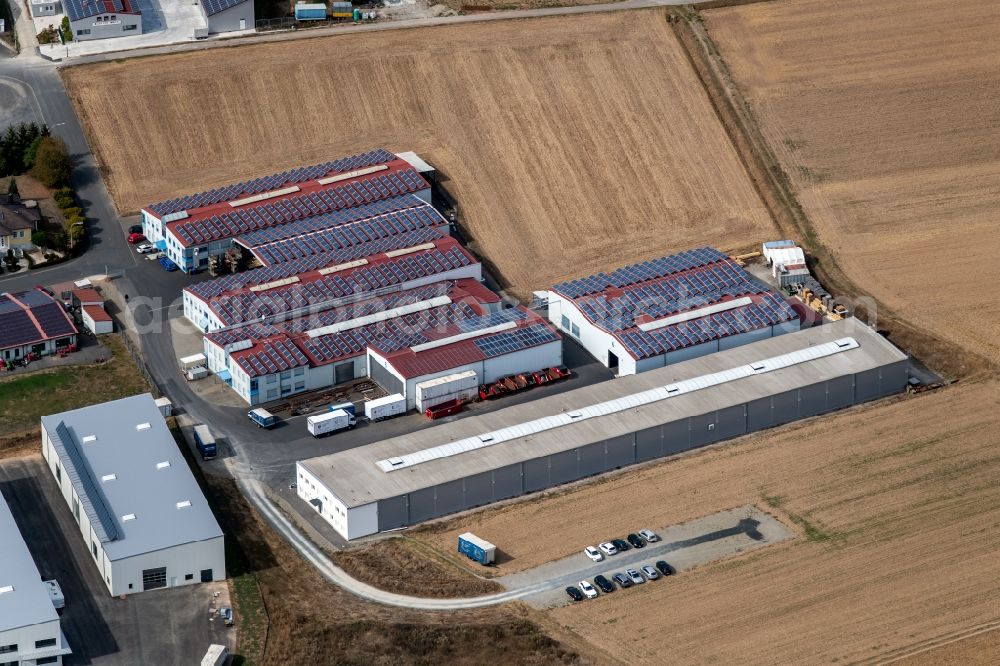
{"left": 579, "top": 580, "right": 598, "bottom": 599}
{"left": 612, "top": 573, "right": 632, "bottom": 589}
{"left": 565, "top": 586, "right": 585, "bottom": 602}
{"left": 641, "top": 565, "right": 660, "bottom": 580}
{"left": 136, "top": 242, "right": 156, "bottom": 254}
{"left": 598, "top": 542, "right": 618, "bottom": 556}
{"left": 626, "top": 568, "right": 645, "bottom": 585}
{"left": 638, "top": 529, "right": 660, "bottom": 543}
{"left": 655, "top": 560, "right": 674, "bottom": 576}
{"left": 159, "top": 256, "right": 179, "bottom": 271}
{"left": 627, "top": 533, "right": 645, "bottom": 549}
{"left": 611, "top": 538, "right": 630, "bottom": 552}
{"left": 128, "top": 224, "right": 143, "bottom": 235}
{"left": 584, "top": 546, "right": 604, "bottom": 562}
{"left": 593, "top": 575, "right": 615, "bottom": 593}
{"left": 127, "top": 232, "right": 145, "bottom": 244}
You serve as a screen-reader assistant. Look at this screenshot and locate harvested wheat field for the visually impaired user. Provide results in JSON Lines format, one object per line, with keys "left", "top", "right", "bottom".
{"left": 63, "top": 10, "right": 773, "bottom": 297}
{"left": 704, "top": 0, "right": 1000, "bottom": 363}
{"left": 416, "top": 382, "right": 1000, "bottom": 664}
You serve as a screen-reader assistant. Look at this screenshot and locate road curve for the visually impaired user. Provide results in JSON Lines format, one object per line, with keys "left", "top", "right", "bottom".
{"left": 238, "top": 477, "right": 561, "bottom": 610}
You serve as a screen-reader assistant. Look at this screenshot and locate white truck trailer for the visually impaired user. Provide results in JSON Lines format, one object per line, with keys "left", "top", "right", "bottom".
{"left": 364, "top": 393, "right": 406, "bottom": 421}
{"left": 307, "top": 409, "right": 356, "bottom": 437}
{"left": 201, "top": 644, "right": 230, "bottom": 666}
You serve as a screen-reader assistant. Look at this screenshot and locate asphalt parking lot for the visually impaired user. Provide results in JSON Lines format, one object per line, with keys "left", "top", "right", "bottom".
{"left": 497, "top": 505, "right": 794, "bottom": 609}
{"left": 0, "top": 456, "right": 233, "bottom": 665}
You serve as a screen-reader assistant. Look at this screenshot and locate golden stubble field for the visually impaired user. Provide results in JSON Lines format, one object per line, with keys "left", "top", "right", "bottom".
{"left": 703, "top": 0, "right": 1000, "bottom": 363}
{"left": 62, "top": 10, "right": 774, "bottom": 297}
{"left": 415, "top": 381, "right": 1000, "bottom": 665}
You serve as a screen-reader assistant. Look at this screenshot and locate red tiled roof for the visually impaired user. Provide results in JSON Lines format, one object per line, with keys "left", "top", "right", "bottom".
{"left": 373, "top": 309, "right": 559, "bottom": 380}
{"left": 73, "top": 288, "right": 103, "bottom": 305}
{"left": 82, "top": 305, "right": 112, "bottom": 323}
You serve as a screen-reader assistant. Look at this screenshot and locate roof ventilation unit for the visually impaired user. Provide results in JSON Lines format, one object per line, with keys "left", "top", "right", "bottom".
{"left": 176, "top": 500, "right": 192, "bottom": 509}
{"left": 156, "top": 461, "right": 171, "bottom": 470}
{"left": 136, "top": 423, "right": 151, "bottom": 431}
{"left": 82, "top": 435, "right": 97, "bottom": 443}
{"left": 122, "top": 513, "right": 136, "bottom": 522}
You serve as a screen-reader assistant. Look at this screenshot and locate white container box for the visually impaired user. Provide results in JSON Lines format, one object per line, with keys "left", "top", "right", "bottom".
{"left": 307, "top": 409, "right": 355, "bottom": 437}
{"left": 364, "top": 393, "right": 406, "bottom": 421}
{"left": 415, "top": 370, "right": 478, "bottom": 411}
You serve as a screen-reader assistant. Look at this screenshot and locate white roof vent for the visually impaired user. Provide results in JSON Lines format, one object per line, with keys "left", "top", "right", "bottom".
{"left": 479, "top": 435, "right": 494, "bottom": 443}
{"left": 82, "top": 435, "right": 97, "bottom": 443}
{"left": 122, "top": 513, "right": 136, "bottom": 521}
{"left": 387, "top": 457, "right": 404, "bottom": 467}
{"left": 101, "top": 473, "right": 117, "bottom": 482}
{"left": 0, "top": 585, "right": 13, "bottom": 595}
{"left": 136, "top": 423, "right": 151, "bottom": 431}
{"left": 156, "top": 461, "right": 171, "bottom": 470}
{"left": 176, "top": 500, "right": 192, "bottom": 509}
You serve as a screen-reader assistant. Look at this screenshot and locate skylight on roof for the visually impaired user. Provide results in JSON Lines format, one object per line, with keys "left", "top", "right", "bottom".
{"left": 0, "top": 585, "right": 13, "bottom": 595}
{"left": 156, "top": 461, "right": 171, "bottom": 470}
{"left": 176, "top": 500, "right": 192, "bottom": 509}
{"left": 82, "top": 435, "right": 97, "bottom": 443}
{"left": 136, "top": 423, "right": 151, "bottom": 431}
{"left": 102, "top": 473, "right": 117, "bottom": 482}
{"left": 122, "top": 513, "right": 136, "bottom": 521}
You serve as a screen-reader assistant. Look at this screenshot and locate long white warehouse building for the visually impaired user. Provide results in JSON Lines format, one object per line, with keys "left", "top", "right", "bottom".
{"left": 297, "top": 319, "right": 908, "bottom": 540}
{"left": 41, "top": 394, "right": 226, "bottom": 596}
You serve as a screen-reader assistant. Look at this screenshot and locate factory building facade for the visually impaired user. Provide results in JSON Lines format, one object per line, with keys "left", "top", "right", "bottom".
{"left": 297, "top": 320, "right": 908, "bottom": 539}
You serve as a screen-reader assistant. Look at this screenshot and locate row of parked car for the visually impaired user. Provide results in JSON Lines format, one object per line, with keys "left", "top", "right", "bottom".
{"left": 566, "top": 560, "right": 674, "bottom": 601}
{"left": 583, "top": 528, "right": 659, "bottom": 562}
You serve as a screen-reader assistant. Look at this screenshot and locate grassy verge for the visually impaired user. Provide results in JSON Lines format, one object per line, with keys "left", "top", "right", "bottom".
{"left": 0, "top": 335, "right": 150, "bottom": 436}
{"left": 761, "top": 491, "right": 841, "bottom": 543}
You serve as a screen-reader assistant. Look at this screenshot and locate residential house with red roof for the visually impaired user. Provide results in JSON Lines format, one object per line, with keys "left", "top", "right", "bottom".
{"left": 0, "top": 290, "right": 78, "bottom": 363}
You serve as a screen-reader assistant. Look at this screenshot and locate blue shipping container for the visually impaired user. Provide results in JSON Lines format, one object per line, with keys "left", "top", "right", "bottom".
{"left": 328, "top": 401, "right": 356, "bottom": 415}
{"left": 295, "top": 3, "right": 327, "bottom": 20}
{"left": 458, "top": 532, "right": 495, "bottom": 565}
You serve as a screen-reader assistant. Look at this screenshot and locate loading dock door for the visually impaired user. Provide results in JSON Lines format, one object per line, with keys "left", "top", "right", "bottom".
{"left": 335, "top": 362, "right": 354, "bottom": 385}
{"left": 142, "top": 567, "right": 167, "bottom": 591}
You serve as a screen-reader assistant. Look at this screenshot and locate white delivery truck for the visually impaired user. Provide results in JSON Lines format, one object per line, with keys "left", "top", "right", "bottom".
{"left": 44, "top": 580, "right": 65, "bottom": 610}
{"left": 364, "top": 393, "right": 406, "bottom": 421}
{"left": 307, "top": 409, "right": 356, "bottom": 437}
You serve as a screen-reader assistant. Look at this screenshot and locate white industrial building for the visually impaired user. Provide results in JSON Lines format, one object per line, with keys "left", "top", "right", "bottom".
{"left": 297, "top": 320, "right": 908, "bottom": 540}
{"left": 40, "top": 394, "right": 225, "bottom": 596}
{"left": 0, "top": 494, "right": 72, "bottom": 665}
{"left": 367, "top": 312, "right": 563, "bottom": 411}
{"left": 546, "top": 248, "right": 801, "bottom": 376}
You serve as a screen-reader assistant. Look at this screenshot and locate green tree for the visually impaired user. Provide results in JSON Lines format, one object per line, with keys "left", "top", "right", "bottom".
{"left": 31, "top": 230, "right": 49, "bottom": 248}
{"left": 23, "top": 135, "right": 43, "bottom": 170}
{"left": 30, "top": 136, "right": 72, "bottom": 187}
{"left": 60, "top": 16, "right": 73, "bottom": 43}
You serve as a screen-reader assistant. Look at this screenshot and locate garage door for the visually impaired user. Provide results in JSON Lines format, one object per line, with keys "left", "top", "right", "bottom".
{"left": 142, "top": 567, "right": 167, "bottom": 591}
{"left": 335, "top": 361, "right": 355, "bottom": 385}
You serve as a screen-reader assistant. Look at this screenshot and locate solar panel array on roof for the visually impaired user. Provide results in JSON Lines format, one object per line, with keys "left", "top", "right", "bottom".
{"left": 616, "top": 292, "right": 797, "bottom": 359}
{"left": 170, "top": 168, "right": 427, "bottom": 247}
{"left": 201, "top": 0, "right": 249, "bottom": 16}
{"left": 205, "top": 323, "right": 282, "bottom": 350}
{"left": 64, "top": 0, "right": 137, "bottom": 21}
{"left": 299, "top": 300, "right": 481, "bottom": 365}
{"left": 208, "top": 245, "right": 475, "bottom": 327}
{"left": 148, "top": 149, "right": 396, "bottom": 217}
{"left": 237, "top": 195, "right": 425, "bottom": 248}
{"left": 0, "top": 291, "right": 76, "bottom": 350}
{"left": 474, "top": 324, "right": 560, "bottom": 358}
{"left": 252, "top": 213, "right": 446, "bottom": 266}
{"left": 232, "top": 337, "right": 310, "bottom": 378}
{"left": 553, "top": 247, "right": 727, "bottom": 299}
{"left": 574, "top": 261, "right": 762, "bottom": 333}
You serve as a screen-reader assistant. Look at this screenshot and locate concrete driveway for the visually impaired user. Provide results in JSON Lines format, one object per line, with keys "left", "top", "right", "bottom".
{"left": 0, "top": 456, "right": 234, "bottom": 665}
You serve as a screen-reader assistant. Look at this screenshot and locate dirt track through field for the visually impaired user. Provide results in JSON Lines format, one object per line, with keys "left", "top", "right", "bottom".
{"left": 416, "top": 382, "right": 1000, "bottom": 664}
{"left": 703, "top": 0, "right": 1000, "bottom": 364}
{"left": 63, "top": 10, "right": 773, "bottom": 298}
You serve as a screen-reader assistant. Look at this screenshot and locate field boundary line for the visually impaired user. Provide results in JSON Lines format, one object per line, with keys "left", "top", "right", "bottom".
{"left": 850, "top": 618, "right": 1000, "bottom": 665}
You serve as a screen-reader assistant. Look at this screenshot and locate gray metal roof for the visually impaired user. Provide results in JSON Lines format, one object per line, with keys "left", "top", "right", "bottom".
{"left": 0, "top": 493, "right": 59, "bottom": 632}
{"left": 301, "top": 320, "right": 907, "bottom": 507}
{"left": 40, "top": 394, "right": 223, "bottom": 561}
